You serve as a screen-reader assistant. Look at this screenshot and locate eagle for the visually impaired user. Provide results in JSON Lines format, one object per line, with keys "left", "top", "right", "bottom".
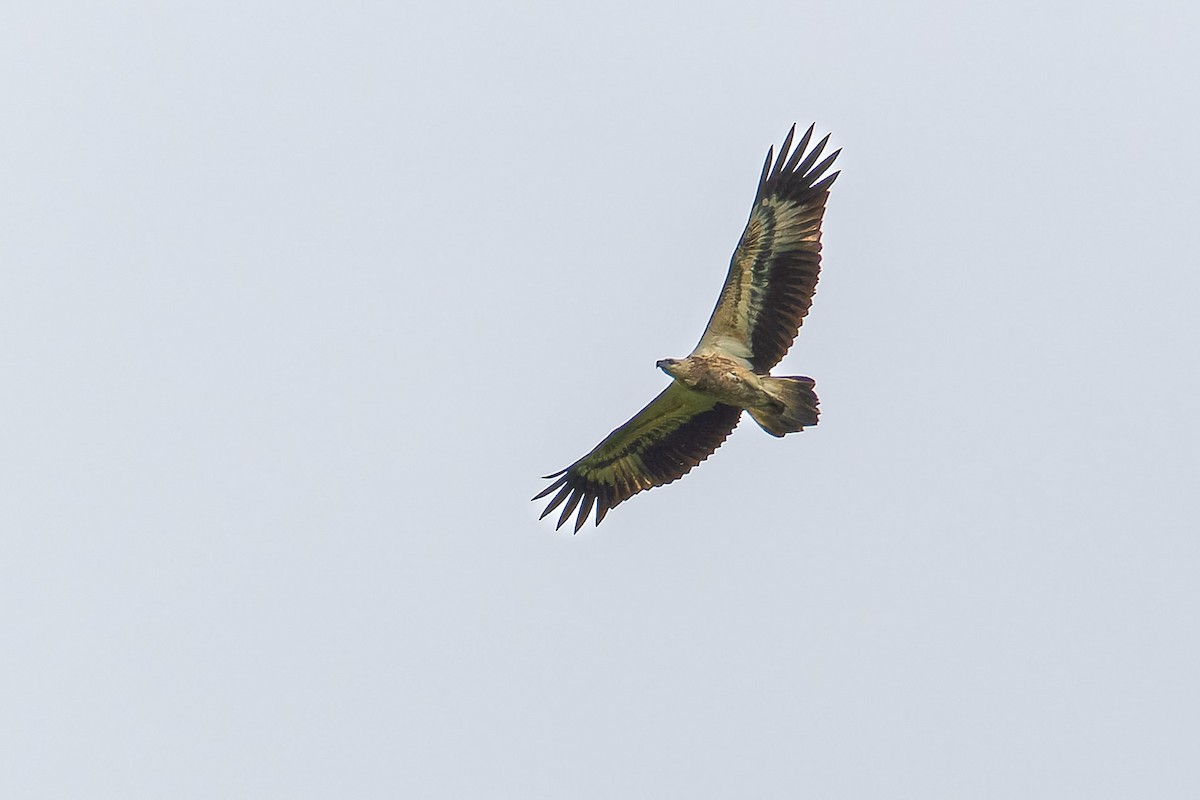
{"left": 535, "top": 124, "right": 840, "bottom": 532}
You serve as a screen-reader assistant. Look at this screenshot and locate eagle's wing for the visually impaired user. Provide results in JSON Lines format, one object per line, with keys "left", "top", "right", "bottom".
{"left": 534, "top": 384, "right": 743, "bottom": 532}
{"left": 694, "top": 124, "right": 840, "bottom": 372}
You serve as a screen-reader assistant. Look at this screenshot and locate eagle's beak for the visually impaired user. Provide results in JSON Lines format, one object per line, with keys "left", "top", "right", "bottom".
{"left": 656, "top": 358, "right": 676, "bottom": 372}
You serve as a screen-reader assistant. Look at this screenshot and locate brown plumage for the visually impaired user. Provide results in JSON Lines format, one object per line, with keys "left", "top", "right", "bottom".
{"left": 535, "top": 124, "right": 840, "bottom": 532}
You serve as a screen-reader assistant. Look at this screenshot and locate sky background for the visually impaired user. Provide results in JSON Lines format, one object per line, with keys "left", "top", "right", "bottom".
{"left": 3, "top": 1, "right": 1198, "bottom": 797}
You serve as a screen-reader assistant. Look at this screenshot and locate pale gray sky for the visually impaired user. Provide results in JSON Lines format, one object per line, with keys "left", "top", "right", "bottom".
{"left": 3, "top": 1, "right": 1198, "bottom": 797}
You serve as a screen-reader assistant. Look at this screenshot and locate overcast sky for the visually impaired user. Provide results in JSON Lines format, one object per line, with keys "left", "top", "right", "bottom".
{"left": 3, "top": 1, "right": 1198, "bottom": 797}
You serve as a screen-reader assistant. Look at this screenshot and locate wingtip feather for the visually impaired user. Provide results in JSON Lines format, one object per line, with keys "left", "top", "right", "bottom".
{"left": 574, "top": 494, "right": 596, "bottom": 533}
{"left": 532, "top": 474, "right": 568, "bottom": 501}
{"left": 782, "top": 123, "right": 816, "bottom": 174}
{"left": 794, "top": 133, "right": 831, "bottom": 178}
{"left": 811, "top": 149, "right": 841, "bottom": 180}
{"left": 539, "top": 483, "right": 573, "bottom": 519}
{"left": 811, "top": 169, "right": 841, "bottom": 192}
{"left": 772, "top": 125, "right": 796, "bottom": 177}
{"left": 556, "top": 490, "right": 583, "bottom": 530}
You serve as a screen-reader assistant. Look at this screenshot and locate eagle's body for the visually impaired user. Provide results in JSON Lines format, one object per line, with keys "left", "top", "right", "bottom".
{"left": 535, "top": 124, "right": 840, "bottom": 532}
{"left": 658, "top": 354, "right": 767, "bottom": 409}
{"left": 655, "top": 354, "right": 817, "bottom": 438}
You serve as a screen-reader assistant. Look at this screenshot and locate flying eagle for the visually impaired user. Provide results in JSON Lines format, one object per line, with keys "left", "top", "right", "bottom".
{"left": 535, "top": 124, "right": 840, "bottom": 532}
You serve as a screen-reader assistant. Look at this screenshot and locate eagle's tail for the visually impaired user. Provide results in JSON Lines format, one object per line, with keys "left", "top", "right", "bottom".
{"left": 748, "top": 376, "right": 820, "bottom": 438}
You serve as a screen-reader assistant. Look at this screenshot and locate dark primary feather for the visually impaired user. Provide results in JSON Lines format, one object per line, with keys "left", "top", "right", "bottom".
{"left": 533, "top": 385, "right": 743, "bottom": 533}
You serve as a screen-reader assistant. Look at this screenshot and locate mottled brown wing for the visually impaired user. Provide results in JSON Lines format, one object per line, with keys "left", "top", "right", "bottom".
{"left": 695, "top": 124, "right": 840, "bottom": 372}
{"left": 534, "top": 383, "right": 743, "bottom": 533}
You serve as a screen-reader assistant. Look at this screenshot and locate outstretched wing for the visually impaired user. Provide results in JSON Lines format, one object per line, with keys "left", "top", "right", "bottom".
{"left": 695, "top": 124, "right": 840, "bottom": 372}
{"left": 534, "top": 384, "right": 743, "bottom": 533}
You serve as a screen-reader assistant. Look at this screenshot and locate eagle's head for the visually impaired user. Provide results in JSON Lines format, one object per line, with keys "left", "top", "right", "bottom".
{"left": 656, "top": 358, "right": 682, "bottom": 378}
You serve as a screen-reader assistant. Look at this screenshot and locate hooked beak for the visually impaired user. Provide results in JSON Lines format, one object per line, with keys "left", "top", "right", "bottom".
{"left": 656, "top": 358, "right": 677, "bottom": 372}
